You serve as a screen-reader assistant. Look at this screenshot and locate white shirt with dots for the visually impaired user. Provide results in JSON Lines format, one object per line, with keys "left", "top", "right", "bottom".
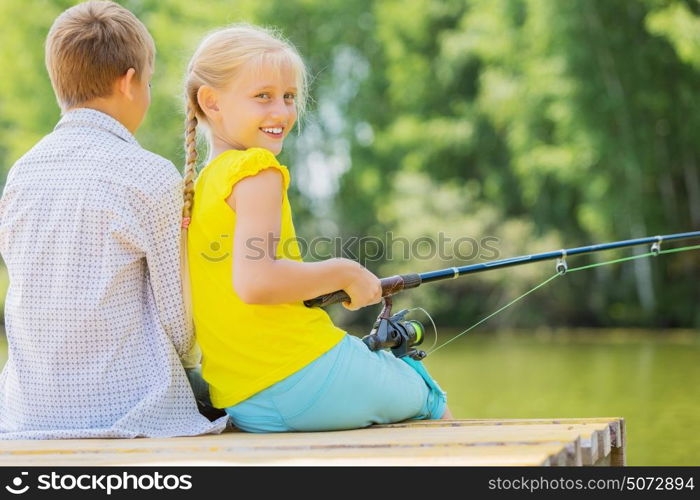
{"left": 0, "top": 108, "right": 228, "bottom": 438}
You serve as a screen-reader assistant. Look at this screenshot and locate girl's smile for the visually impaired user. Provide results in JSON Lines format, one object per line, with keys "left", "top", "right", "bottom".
{"left": 260, "top": 126, "right": 285, "bottom": 139}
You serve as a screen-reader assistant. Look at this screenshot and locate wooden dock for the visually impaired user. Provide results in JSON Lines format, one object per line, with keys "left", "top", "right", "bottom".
{"left": 0, "top": 417, "right": 625, "bottom": 466}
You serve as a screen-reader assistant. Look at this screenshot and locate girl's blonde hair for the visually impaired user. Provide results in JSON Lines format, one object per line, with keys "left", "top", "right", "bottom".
{"left": 179, "top": 24, "right": 308, "bottom": 352}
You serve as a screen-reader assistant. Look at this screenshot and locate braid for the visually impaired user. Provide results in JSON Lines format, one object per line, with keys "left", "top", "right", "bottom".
{"left": 182, "top": 100, "right": 198, "bottom": 225}
{"left": 180, "top": 98, "right": 200, "bottom": 368}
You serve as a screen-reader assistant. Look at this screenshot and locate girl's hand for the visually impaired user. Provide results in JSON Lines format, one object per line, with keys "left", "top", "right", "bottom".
{"left": 338, "top": 259, "right": 383, "bottom": 311}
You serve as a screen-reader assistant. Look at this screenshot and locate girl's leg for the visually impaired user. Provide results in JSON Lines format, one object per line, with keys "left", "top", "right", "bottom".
{"left": 266, "top": 335, "right": 446, "bottom": 431}
{"left": 225, "top": 334, "right": 449, "bottom": 432}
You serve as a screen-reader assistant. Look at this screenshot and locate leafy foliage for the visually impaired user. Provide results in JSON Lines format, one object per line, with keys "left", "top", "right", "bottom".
{"left": 1, "top": 0, "right": 698, "bottom": 329}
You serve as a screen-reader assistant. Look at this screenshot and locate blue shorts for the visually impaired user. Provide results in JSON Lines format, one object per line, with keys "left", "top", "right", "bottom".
{"left": 225, "top": 334, "right": 447, "bottom": 433}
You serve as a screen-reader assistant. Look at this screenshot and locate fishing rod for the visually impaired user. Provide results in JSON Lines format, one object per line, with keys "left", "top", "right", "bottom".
{"left": 305, "top": 230, "right": 700, "bottom": 360}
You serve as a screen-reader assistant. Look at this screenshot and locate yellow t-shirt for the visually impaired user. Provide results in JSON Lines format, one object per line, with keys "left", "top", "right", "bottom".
{"left": 188, "top": 148, "right": 345, "bottom": 408}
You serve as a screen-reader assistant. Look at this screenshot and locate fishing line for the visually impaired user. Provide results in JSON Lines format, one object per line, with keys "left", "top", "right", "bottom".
{"left": 426, "top": 243, "right": 700, "bottom": 355}
{"left": 426, "top": 273, "right": 560, "bottom": 355}
{"left": 408, "top": 306, "right": 439, "bottom": 352}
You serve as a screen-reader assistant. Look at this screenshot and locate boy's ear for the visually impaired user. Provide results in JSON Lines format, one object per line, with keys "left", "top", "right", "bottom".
{"left": 197, "top": 86, "right": 220, "bottom": 120}
{"left": 116, "top": 68, "right": 138, "bottom": 101}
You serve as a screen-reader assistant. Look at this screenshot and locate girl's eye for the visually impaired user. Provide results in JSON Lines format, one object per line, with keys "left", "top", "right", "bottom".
{"left": 255, "top": 92, "right": 296, "bottom": 100}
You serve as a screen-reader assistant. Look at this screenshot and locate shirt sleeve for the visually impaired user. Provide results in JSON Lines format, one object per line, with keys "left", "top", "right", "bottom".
{"left": 223, "top": 147, "right": 290, "bottom": 199}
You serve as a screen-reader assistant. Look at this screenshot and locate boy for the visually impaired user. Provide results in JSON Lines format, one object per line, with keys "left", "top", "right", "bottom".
{"left": 0, "top": 1, "right": 226, "bottom": 438}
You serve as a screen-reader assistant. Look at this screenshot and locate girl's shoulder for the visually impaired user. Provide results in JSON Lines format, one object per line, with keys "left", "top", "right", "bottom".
{"left": 206, "top": 147, "right": 290, "bottom": 191}
{"left": 209, "top": 147, "right": 278, "bottom": 168}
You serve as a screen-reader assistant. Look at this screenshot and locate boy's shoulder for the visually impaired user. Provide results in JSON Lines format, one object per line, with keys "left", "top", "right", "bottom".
{"left": 92, "top": 140, "right": 182, "bottom": 210}
{"left": 122, "top": 144, "right": 182, "bottom": 193}
{"left": 5, "top": 109, "right": 183, "bottom": 211}
{"left": 54, "top": 108, "right": 181, "bottom": 194}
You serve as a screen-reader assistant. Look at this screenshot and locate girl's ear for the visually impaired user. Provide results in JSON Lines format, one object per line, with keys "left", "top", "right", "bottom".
{"left": 197, "top": 86, "right": 220, "bottom": 120}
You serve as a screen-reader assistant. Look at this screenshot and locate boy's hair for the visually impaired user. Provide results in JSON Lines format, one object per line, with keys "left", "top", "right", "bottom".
{"left": 45, "top": 0, "right": 155, "bottom": 112}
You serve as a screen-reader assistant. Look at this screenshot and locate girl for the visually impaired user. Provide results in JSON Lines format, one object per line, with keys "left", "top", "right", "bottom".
{"left": 182, "top": 24, "right": 451, "bottom": 432}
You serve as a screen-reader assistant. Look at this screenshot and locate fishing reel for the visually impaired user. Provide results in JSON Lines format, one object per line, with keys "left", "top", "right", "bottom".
{"left": 362, "top": 296, "right": 427, "bottom": 360}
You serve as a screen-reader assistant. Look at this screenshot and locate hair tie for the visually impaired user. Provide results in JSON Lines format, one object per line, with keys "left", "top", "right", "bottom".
{"left": 181, "top": 217, "right": 191, "bottom": 229}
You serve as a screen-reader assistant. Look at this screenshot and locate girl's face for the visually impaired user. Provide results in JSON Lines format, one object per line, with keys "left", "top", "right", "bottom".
{"left": 207, "top": 63, "right": 298, "bottom": 156}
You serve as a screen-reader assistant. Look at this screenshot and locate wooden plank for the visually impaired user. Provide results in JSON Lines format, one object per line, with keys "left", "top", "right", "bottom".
{"left": 0, "top": 423, "right": 612, "bottom": 452}
{"left": 0, "top": 442, "right": 578, "bottom": 467}
{"left": 376, "top": 417, "right": 623, "bottom": 431}
{"left": 542, "top": 438, "right": 582, "bottom": 466}
{"left": 0, "top": 429, "right": 596, "bottom": 465}
{"left": 580, "top": 434, "right": 599, "bottom": 465}
{"left": 0, "top": 418, "right": 623, "bottom": 467}
{"left": 377, "top": 417, "right": 625, "bottom": 458}
{"left": 609, "top": 418, "right": 626, "bottom": 466}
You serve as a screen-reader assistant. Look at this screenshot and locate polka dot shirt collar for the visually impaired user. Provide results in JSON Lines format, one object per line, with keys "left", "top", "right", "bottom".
{"left": 55, "top": 107, "right": 138, "bottom": 146}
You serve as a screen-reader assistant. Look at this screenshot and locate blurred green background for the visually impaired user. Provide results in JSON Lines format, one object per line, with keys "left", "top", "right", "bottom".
{"left": 1, "top": 0, "right": 699, "bottom": 465}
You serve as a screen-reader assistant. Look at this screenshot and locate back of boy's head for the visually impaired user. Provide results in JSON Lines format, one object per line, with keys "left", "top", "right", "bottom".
{"left": 45, "top": 0, "right": 155, "bottom": 112}
{"left": 182, "top": 24, "right": 309, "bottom": 221}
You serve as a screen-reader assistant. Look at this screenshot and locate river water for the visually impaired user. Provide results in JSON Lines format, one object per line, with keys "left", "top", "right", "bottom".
{"left": 419, "top": 328, "right": 700, "bottom": 465}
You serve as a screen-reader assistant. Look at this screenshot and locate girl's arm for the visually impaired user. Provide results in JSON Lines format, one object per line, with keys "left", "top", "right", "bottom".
{"left": 228, "top": 168, "right": 381, "bottom": 309}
